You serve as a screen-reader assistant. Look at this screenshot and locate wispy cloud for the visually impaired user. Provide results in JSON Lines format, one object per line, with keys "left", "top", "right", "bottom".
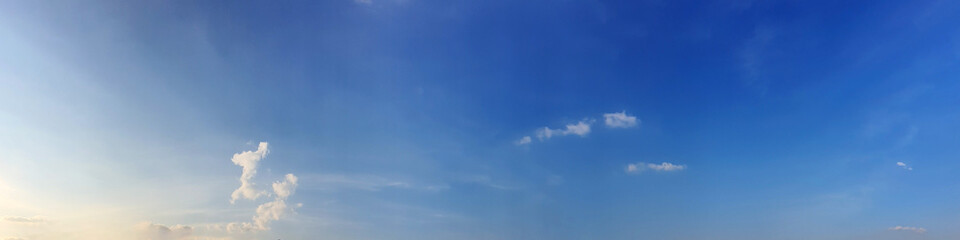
{"left": 1, "top": 216, "right": 47, "bottom": 224}
{"left": 896, "top": 162, "right": 913, "bottom": 171}
{"left": 230, "top": 142, "right": 269, "bottom": 203}
{"left": 536, "top": 120, "right": 593, "bottom": 141}
{"left": 889, "top": 226, "right": 926, "bottom": 234}
{"left": 514, "top": 136, "right": 532, "bottom": 145}
{"left": 460, "top": 175, "right": 519, "bottom": 190}
{"left": 739, "top": 26, "right": 776, "bottom": 94}
{"left": 625, "top": 162, "right": 686, "bottom": 173}
{"left": 301, "top": 174, "right": 447, "bottom": 192}
{"left": 137, "top": 222, "right": 193, "bottom": 240}
{"left": 603, "top": 111, "right": 639, "bottom": 128}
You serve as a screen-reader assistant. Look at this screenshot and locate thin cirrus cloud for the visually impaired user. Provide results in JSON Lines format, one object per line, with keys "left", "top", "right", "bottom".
{"left": 889, "top": 226, "right": 926, "bottom": 234}
{"left": 626, "top": 162, "right": 686, "bottom": 173}
{"left": 1, "top": 216, "right": 47, "bottom": 224}
{"left": 896, "top": 162, "right": 913, "bottom": 171}
{"left": 603, "top": 111, "right": 639, "bottom": 128}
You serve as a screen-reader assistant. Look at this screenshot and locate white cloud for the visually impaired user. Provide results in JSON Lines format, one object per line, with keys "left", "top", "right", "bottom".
{"left": 625, "top": 162, "right": 686, "bottom": 173}
{"left": 228, "top": 173, "right": 300, "bottom": 233}
{"left": 137, "top": 222, "right": 194, "bottom": 240}
{"left": 535, "top": 120, "right": 593, "bottom": 141}
{"left": 515, "top": 136, "right": 532, "bottom": 145}
{"left": 230, "top": 142, "right": 269, "bottom": 203}
{"left": 1, "top": 216, "right": 47, "bottom": 224}
{"left": 139, "top": 142, "right": 302, "bottom": 238}
{"left": 273, "top": 174, "right": 298, "bottom": 199}
{"left": 896, "top": 162, "right": 913, "bottom": 171}
{"left": 889, "top": 226, "right": 926, "bottom": 234}
{"left": 603, "top": 111, "right": 638, "bottom": 128}
{"left": 354, "top": 0, "right": 372, "bottom": 4}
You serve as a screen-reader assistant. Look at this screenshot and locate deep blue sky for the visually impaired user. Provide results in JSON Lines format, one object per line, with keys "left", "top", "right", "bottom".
{"left": 2, "top": 0, "right": 960, "bottom": 239}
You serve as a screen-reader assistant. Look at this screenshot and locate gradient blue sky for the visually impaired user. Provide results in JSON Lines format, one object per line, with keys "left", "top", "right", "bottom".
{"left": 2, "top": 0, "right": 960, "bottom": 239}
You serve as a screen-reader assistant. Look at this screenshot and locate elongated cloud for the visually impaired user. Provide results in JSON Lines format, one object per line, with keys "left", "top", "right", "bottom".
{"left": 518, "top": 111, "right": 641, "bottom": 145}
{"left": 536, "top": 120, "right": 593, "bottom": 141}
{"left": 896, "top": 162, "right": 913, "bottom": 171}
{"left": 1, "top": 216, "right": 47, "bottom": 224}
{"left": 231, "top": 142, "right": 270, "bottom": 203}
{"left": 137, "top": 222, "right": 193, "bottom": 240}
{"left": 228, "top": 174, "right": 300, "bottom": 233}
{"left": 603, "top": 111, "right": 638, "bottom": 128}
{"left": 626, "top": 162, "right": 686, "bottom": 173}
{"left": 889, "top": 226, "right": 926, "bottom": 234}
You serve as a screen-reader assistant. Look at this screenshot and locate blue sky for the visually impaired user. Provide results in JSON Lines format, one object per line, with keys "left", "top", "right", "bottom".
{"left": 2, "top": 0, "right": 960, "bottom": 239}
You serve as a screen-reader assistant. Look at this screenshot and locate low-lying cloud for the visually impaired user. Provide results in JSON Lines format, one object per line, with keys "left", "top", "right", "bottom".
{"left": 137, "top": 222, "right": 194, "bottom": 240}
{"left": 1, "top": 216, "right": 47, "bottom": 224}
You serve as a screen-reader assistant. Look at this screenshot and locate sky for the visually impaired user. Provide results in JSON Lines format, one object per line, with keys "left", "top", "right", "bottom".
{"left": 1, "top": 0, "right": 960, "bottom": 239}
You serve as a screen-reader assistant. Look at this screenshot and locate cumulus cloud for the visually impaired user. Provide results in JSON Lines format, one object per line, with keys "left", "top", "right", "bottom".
{"left": 137, "top": 222, "right": 194, "bottom": 240}
{"left": 889, "top": 226, "right": 926, "bottom": 234}
{"left": 535, "top": 120, "right": 593, "bottom": 141}
{"left": 896, "top": 162, "right": 913, "bottom": 171}
{"left": 625, "top": 162, "right": 686, "bottom": 173}
{"left": 228, "top": 173, "right": 300, "bottom": 233}
{"left": 230, "top": 142, "right": 270, "bottom": 203}
{"left": 142, "top": 142, "right": 302, "bottom": 238}
{"left": 2, "top": 216, "right": 47, "bottom": 224}
{"left": 603, "top": 111, "right": 638, "bottom": 128}
{"left": 273, "top": 174, "right": 298, "bottom": 199}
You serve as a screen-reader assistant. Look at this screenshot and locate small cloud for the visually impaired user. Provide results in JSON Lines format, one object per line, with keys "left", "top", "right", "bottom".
{"left": 137, "top": 222, "right": 194, "bottom": 240}
{"left": 354, "top": 0, "right": 372, "bottom": 4}
{"left": 535, "top": 120, "right": 593, "bottom": 141}
{"left": 889, "top": 226, "right": 926, "bottom": 234}
{"left": 896, "top": 162, "right": 913, "bottom": 171}
{"left": 603, "top": 111, "right": 639, "bottom": 128}
{"left": 515, "top": 136, "right": 532, "bottom": 145}
{"left": 626, "top": 162, "right": 686, "bottom": 173}
{"left": 1, "top": 216, "right": 47, "bottom": 224}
